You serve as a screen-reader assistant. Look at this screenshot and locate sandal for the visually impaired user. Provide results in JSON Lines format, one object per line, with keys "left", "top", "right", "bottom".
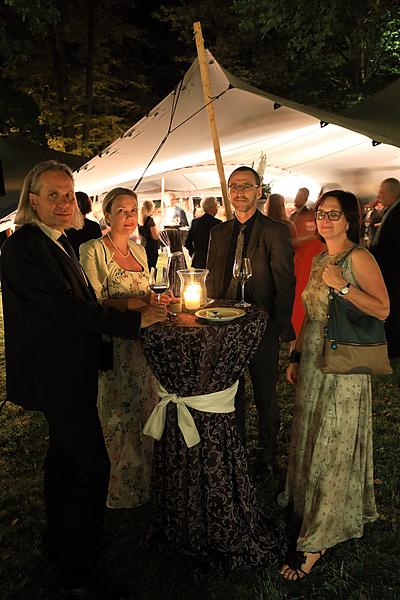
{"left": 279, "top": 549, "right": 326, "bottom": 581}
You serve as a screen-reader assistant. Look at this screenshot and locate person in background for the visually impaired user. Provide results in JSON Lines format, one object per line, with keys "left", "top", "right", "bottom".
{"left": 139, "top": 199, "right": 159, "bottom": 269}
{"left": 207, "top": 166, "right": 295, "bottom": 482}
{"left": 370, "top": 177, "right": 400, "bottom": 358}
{"left": 264, "top": 193, "right": 297, "bottom": 242}
{"left": 290, "top": 187, "right": 325, "bottom": 338}
{"left": 279, "top": 190, "right": 389, "bottom": 580}
{"left": 182, "top": 197, "right": 194, "bottom": 226}
{"left": 185, "top": 196, "right": 221, "bottom": 268}
{"left": 66, "top": 191, "right": 102, "bottom": 256}
{"left": 80, "top": 188, "right": 167, "bottom": 509}
{"left": 164, "top": 191, "right": 189, "bottom": 227}
{"left": 366, "top": 199, "right": 385, "bottom": 247}
{"left": 1, "top": 162, "right": 165, "bottom": 600}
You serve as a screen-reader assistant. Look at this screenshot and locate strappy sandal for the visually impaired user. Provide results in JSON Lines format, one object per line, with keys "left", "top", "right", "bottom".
{"left": 279, "top": 549, "right": 326, "bottom": 581}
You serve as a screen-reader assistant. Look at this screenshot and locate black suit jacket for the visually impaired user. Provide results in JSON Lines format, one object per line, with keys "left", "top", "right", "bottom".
{"left": 1, "top": 224, "right": 141, "bottom": 411}
{"left": 371, "top": 201, "right": 400, "bottom": 301}
{"left": 185, "top": 212, "right": 221, "bottom": 268}
{"left": 207, "top": 210, "right": 296, "bottom": 341}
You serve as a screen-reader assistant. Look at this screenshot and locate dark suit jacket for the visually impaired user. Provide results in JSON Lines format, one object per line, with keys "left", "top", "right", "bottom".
{"left": 66, "top": 217, "right": 102, "bottom": 257}
{"left": 185, "top": 212, "right": 221, "bottom": 268}
{"left": 1, "top": 224, "right": 140, "bottom": 411}
{"left": 207, "top": 210, "right": 296, "bottom": 341}
{"left": 371, "top": 200, "right": 400, "bottom": 302}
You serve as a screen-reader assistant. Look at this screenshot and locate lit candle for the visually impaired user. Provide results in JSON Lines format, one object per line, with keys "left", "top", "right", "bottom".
{"left": 184, "top": 283, "right": 201, "bottom": 311}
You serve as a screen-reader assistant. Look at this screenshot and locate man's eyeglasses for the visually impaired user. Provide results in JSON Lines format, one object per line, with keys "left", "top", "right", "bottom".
{"left": 314, "top": 210, "right": 343, "bottom": 221}
{"left": 228, "top": 183, "right": 259, "bottom": 193}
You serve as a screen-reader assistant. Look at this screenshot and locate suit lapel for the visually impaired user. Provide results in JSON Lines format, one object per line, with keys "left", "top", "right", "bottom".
{"left": 52, "top": 240, "right": 95, "bottom": 300}
{"left": 245, "top": 212, "right": 263, "bottom": 261}
{"left": 218, "top": 219, "right": 234, "bottom": 278}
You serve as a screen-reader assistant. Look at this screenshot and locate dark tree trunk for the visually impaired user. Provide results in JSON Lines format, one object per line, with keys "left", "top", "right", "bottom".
{"left": 51, "top": 19, "right": 75, "bottom": 149}
{"left": 83, "top": 0, "right": 96, "bottom": 143}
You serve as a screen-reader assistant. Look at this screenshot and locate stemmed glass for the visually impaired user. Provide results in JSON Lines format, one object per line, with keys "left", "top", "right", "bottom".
{"left": 233, "top": 257, "right": 252, "bottom": 308}
{"left": 149, "top": 267, "right": 169, "bottom": 303}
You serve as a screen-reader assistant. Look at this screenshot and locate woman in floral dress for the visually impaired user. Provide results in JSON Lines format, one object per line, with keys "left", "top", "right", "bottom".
{"left": 279, "top": 190, "right": 389, "bottom": 580}
{"left": 80, "top": 188, "right": 159, "bottom": 508}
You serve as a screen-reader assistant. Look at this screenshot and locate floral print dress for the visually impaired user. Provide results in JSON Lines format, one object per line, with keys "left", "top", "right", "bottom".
{"left": 98, "top": 260, "right": 157, "bottom": 508}
{"left": 279, "top": 248, "right": 378, "bottom": 551}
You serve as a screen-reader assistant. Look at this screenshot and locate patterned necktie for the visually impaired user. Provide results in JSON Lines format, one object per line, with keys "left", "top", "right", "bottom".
{"left": 226, "top": 224, "right": 246, "bottom": 299}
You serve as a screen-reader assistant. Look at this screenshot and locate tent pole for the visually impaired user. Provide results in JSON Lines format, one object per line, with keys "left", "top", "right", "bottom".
{"left": 161, "top": 176, "right": 165, "bottom": 223}
{"left": 193, "top": 22, "right": 232, "bottom": 220}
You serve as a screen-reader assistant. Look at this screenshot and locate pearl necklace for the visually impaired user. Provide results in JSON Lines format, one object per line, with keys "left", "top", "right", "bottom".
{"left": 107, "top": 233, "right": 130, "bottom": 259}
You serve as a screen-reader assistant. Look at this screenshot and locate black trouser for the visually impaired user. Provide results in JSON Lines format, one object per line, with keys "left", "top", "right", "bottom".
{"left": 43, "top": 402, "right": 110, "bottom": 588}
{"left": 385, "top": 287, "right": 400, "bottom": 358}
{"left": 235, "top": 330, "right": 280, "bottom": 463}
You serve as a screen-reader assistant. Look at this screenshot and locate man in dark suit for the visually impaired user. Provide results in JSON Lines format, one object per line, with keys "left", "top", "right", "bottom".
{"left": 185, "top": 196, "right": 221, "bottom": 268}
{"left": 370, "top": 177, "right": 400, "bottom": 358}
{"left": 1, "top": 161, "right": 166, "bottom": 599}
{"left": 66, "top": 191, "right": 102, "bottom": 256}
{"left": 207, "top": 166, "right": 295, "bottom": 480}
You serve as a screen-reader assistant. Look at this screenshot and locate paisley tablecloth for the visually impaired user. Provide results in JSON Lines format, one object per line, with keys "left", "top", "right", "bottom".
{"left": 140, "top": 303, "right": 286, "bottom": 569}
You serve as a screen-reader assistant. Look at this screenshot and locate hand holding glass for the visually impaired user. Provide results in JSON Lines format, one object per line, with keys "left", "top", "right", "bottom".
{"left": 149, "top": 267, "right": 169, "bottom": 303}
{"left": 233, "top": 257, "right": 252, "bottom": 308}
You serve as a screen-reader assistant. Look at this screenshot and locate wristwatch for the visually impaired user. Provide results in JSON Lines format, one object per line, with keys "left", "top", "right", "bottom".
{"left": 339, "top": 282, "right": 351, "bottom": 295}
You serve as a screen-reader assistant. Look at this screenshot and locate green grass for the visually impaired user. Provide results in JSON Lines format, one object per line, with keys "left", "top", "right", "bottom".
{"left": 0, "top": 294, "right": 399, "bottom": 600}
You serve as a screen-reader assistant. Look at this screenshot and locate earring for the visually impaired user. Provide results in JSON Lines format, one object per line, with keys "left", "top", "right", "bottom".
{"left": 346, "top": 224, "right": 349, "bottom": 231}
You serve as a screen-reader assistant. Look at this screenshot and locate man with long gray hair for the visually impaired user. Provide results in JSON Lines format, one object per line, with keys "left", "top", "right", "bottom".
{"left": 1, "top": 160, "right": 166, "bottom": 599}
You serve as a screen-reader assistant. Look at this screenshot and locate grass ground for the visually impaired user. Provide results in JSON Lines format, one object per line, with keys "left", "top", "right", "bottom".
{"left": 0, "top": 293, "right": 399, "bottom": 600}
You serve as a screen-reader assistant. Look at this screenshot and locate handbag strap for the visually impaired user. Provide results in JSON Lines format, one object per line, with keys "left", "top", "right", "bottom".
{"left": 328, "top": 245, "right": 356, "bottom": 294}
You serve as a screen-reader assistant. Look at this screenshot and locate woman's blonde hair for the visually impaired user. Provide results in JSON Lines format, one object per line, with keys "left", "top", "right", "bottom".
{"left": 102, "top": 187, "right": 137, "bottom": 222}
{"left": 14, "top": 160, "right": 83, "bottom": 229}
{"left": 140, "top": 199, "right": 155, "bottom": 224}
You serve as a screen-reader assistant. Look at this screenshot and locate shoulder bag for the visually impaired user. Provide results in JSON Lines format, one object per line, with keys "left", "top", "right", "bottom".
{"left": 321, "top": 249, "right": 392, "bottom": 375}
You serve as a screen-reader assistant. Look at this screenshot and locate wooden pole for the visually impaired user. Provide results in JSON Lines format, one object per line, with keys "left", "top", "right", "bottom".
{"left": 193, "top": 21, "right": 232, "bottom": 220}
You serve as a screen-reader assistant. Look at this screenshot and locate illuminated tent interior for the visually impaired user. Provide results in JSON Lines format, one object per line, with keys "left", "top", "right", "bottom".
{"left": 74, "top": 51, "right": 400, "bottom": 202}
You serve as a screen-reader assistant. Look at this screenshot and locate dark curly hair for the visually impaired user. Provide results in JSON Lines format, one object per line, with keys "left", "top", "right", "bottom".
{"left": 314, "top": 190, "right": 361, "bottom": 244}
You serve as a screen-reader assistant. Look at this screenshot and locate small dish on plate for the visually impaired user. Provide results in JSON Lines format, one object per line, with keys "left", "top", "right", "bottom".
{"left": 195, "top": 307, "right": 246, "bottom": 322}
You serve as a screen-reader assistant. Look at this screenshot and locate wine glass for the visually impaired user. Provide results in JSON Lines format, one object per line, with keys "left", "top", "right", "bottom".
{"left": 149, "top": 267, "right": 169, "bottom": 303}
{"left": 233, "top": 257, "right": 252, "bottom": 308}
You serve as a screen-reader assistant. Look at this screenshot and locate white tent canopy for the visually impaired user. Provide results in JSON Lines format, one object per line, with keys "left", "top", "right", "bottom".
{"left": 74, "top": 51, "right": 400, "bottom": 200}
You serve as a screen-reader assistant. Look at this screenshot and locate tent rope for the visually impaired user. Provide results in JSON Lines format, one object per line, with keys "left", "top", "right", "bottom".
{"left": 133, "top": 78, "right": 230, "bottom": 191}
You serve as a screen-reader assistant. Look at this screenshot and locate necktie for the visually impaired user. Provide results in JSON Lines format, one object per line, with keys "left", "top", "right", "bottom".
{"left": 57, "top": 233, "right": 90, "bottom": 290}
{"left": 58, "top": 233, "right": 80, "bottom": 265}
{"left": 226, "top": 225, "right": 246, "bottom": 299}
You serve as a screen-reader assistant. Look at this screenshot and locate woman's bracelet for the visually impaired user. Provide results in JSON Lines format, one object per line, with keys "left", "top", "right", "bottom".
{"left": 289, "top": 350, "right": 302, "bottom": 364}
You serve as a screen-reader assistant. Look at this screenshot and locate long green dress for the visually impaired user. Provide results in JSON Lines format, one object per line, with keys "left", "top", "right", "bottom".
{"left": 279, "top": 247, "right": 378, "bottom": 552}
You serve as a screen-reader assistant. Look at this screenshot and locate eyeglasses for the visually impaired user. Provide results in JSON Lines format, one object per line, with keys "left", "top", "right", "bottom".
{"left": 314, "top": 210, "right": 343, "bottom": 221}
{"left": 228, "top": 183, "right": 259, "bottom": 193}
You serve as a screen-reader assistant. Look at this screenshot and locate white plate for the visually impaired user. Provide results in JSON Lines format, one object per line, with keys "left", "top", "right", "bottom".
{"left": 195, "top": 307, "right": 246, "bottom": 322}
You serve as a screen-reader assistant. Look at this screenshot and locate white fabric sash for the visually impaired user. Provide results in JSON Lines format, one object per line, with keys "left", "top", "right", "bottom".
{"left": 143, "top": 380, "right": 238, "bottom": 448}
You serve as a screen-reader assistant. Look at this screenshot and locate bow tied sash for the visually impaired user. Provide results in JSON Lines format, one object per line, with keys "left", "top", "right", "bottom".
{"left": 143, "top": 380, "right": 238, "bottom": 448}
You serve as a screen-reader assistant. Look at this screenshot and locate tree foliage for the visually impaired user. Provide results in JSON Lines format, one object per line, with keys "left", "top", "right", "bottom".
{"left": 0, "top": 0, "right": 399, "bottom": 155}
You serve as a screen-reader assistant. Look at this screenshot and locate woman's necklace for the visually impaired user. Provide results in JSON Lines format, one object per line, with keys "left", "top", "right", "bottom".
{"left": 107, "top": 233, "right": 130, "bottom": 259}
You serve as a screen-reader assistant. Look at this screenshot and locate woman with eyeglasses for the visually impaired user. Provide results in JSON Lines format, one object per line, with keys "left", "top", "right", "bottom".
{"left": 80, "top": 187, "right": 166, "bottom": 509}
{"left": 278, "top": 190, "right": 389, "bottom": 580}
